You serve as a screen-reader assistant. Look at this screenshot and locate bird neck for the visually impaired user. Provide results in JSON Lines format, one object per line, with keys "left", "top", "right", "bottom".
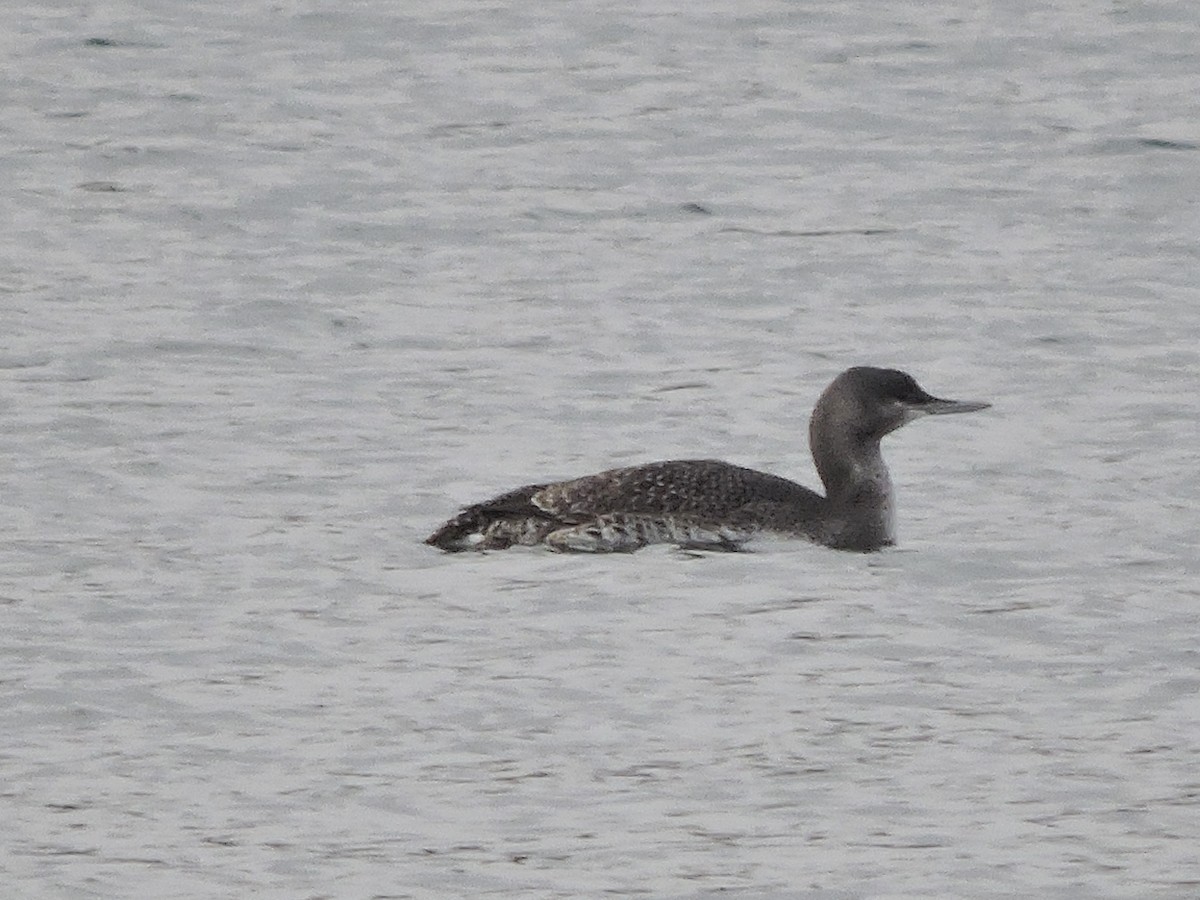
{"left": 811, "top": 425, "right": 896, "bottom": 549}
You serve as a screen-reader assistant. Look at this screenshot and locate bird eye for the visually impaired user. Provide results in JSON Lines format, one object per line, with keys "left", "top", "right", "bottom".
{"left": 893, "top": 376, "right": 923, "bottom": 402}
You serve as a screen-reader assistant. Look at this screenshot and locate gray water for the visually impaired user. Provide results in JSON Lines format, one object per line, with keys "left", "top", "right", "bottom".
{"left": 4, "top": 2, "right": 1199, "bottom": 897}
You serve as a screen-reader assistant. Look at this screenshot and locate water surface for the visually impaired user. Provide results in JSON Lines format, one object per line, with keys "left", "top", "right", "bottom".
{"left": 3, "top": 1, "right": 1199, "bottom": 897}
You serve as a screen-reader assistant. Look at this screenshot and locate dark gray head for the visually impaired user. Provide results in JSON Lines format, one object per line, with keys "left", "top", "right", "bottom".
{"left": 809, "top": 366, "right": 990, "bottom": 490}
{"left": 819, "top": 366, "right": 991, "bottom": 441}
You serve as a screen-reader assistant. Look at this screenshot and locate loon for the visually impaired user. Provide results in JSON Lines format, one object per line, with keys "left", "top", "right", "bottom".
{"left": 425, "top": 366, "right": 989, "bottom": 553}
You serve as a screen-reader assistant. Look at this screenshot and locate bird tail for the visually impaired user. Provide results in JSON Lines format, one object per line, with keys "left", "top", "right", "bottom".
{"left": 424, "top": 483, "right": 552, "bottom": 551}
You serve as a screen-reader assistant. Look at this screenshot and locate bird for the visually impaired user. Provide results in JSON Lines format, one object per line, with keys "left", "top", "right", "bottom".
{"left": 425, "top": 366, "right": 989, "bottom": 553}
